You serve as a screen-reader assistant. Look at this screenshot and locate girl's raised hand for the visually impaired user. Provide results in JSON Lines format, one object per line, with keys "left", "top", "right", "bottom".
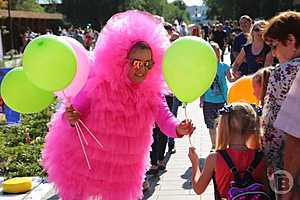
{"left": 188, "top": 147, "right": 199, "bottom": 165}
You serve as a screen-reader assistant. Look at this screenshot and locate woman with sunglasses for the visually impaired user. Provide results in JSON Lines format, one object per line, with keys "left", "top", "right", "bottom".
{"left": 232, "top": 21, "right": 273, "bottom": 79}
{"left": 261, "top": 11, "right": 300, "bottom": 200}
{"left": 42, "top": 10, "right": 195, "bottom": 200}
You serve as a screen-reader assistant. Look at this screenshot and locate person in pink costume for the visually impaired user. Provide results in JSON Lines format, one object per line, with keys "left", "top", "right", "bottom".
{"left": 42, "top": 10, "right": 195, "bottom": 200}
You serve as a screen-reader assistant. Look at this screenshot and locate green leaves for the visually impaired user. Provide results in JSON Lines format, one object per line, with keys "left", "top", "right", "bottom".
{"left": 11, "top": 0, "right": 45, "bottom": 12}
{"left": 0, "top": 102, "right": 56, "bottom": 178}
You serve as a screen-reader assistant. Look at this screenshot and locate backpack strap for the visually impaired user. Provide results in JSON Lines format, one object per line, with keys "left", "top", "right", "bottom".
{"left": 246, "top": 150, "right": 264, "bottom": 174}
{"left": 218, "top": 150, "right": 241, "bottom": 182}
{"left": 212, "top": 172, "right": 222, "bottom": 200}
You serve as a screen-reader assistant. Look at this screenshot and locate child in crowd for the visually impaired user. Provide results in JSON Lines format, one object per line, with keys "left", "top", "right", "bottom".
{"left": 200, "top": 42, "right": 234, "bottom": 151}
{"left": 189, "top": 103, "right": 269, "bottom": 199}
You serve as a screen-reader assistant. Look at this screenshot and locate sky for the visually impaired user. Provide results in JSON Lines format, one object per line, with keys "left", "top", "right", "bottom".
{"left": 167, "top": 0, "right": 203, "bottom": 6}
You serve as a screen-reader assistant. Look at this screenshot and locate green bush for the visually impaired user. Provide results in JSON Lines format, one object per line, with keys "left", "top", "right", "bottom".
{"left": 0, "top": 102, "right": 56, "bottom": 178}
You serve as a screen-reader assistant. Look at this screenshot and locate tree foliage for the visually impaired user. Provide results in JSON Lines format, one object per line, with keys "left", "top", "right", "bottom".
{"left": 9, "top": 0, "right": 45, "bottom": 12}
{"left": 0, "top": 0, "right": 7, "bottom": 9}
{"left": 61, "top": 0, "right": 190, "bottom": 29}
{"left": 204, "top": 0, "right": 296, "bottom": 20}
{"left": 15, "top": 0, "right": 44, "bottom": 12}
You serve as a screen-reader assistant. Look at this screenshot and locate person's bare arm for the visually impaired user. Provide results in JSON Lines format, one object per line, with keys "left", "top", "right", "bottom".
{"left": 226, "top": 68, "right": 236, "bottom": 82}
{"left": 264, "top": 52, "right": 273, "bottom": 67}
{"left": 189, "top": 148, "right": 216, "bottom": 195}
{"left": 232, "top": 48, "right": 246, "bottom": 79}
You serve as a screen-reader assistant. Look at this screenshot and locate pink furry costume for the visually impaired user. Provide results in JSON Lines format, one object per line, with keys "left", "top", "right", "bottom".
{"left": 42, "top": 10, "right": 180, "bottom": 200}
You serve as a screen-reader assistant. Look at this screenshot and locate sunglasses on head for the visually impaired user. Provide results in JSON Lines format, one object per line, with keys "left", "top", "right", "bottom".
{"left": 253, "top": 27, "right": 262, "bottom": 32}
{"left": 267, "top": 41, "right": 279, "bottom": 50}
{"left": 130, "top": 59, "right": 154, "bottom": 70}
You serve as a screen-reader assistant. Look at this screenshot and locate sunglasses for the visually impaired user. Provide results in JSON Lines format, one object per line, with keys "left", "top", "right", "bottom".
{"left": 130, "top": 59, "right": 154, "bottom": 70}
{"left": 253, "top": 27, "right": 262, "bottom": 32}
{"left": 268, "top": 42, "right": 279, "bottom": 51}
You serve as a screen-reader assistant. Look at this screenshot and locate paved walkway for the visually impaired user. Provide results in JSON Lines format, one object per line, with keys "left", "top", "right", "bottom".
{"left": 142, "top": 100, "right": 215, "bottom": 200}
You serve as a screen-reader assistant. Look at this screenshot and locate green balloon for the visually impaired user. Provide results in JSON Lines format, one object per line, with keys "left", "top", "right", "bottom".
{"left": 23, "top": 35, "right": 77, "bottom": 92}
{"left": 163, "top": 36, "right": 217, "bottom": 103}
{"left": 1, "top": 68, "right": 55, "bottom": 114}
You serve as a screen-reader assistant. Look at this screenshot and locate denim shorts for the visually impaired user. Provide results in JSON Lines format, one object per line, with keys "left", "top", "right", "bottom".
{"left": 203, "top": 102, "right": 225, "bottom": 129}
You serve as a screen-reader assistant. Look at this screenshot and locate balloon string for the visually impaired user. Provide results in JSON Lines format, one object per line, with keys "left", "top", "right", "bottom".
{"left": 75, "top": 122, "right": 91, "bottom": 170}
{"left": 183, "top": 103, "right": 193, "bottom": 147}
{"left": 184, "top": 105, "right": 188, "bottom": 120}
{"left": 62, "top": 90, "right": 71, "bottom": 107}
{"left": 189, "top": 137, "right": 193, "bottom": 147}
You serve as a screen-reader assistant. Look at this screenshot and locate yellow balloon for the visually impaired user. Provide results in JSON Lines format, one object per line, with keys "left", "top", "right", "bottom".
{"left": 228, "top": 76, "right": 259, "bottom": 105}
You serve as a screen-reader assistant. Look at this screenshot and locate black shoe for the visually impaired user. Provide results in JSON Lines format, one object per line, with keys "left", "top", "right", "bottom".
{"left": 146, "top": 165, "right": 159, "bottom": 175}
{"left": 157, "top": 161, "right": 166, "bottom": 170}
{"left": 168, "top": 147, "right": 176, "bottom": 154}
{"left": 142, "top": 180, "right": 150, "bottom": 192}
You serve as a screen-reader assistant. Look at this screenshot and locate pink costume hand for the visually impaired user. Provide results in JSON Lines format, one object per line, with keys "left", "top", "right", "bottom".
{"left": 64, "top": 105, "right": 81, "bottom": 127}
{"left": 176, "top": 119, "right": 196, "bottom": 137}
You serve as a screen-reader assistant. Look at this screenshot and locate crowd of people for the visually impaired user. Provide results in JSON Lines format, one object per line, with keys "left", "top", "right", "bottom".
{"left": 187, "top": 12, "right": 300, "bottom": 200}
{"left": 18, "top": 25, "right": 99, "bottom": 53}
{"left": 38, "top": 9, "right": 300, "bottom": 200}
{"left": 142, "top": 11, "right": 300, "bottom": 200}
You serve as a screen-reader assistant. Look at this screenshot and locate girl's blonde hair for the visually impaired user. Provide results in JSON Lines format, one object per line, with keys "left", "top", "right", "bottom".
{"left": 252, "top": 66, "right": 274, "bottom": 105}
{"left": 216, "top": 103, "right": 261, "bottom": 150}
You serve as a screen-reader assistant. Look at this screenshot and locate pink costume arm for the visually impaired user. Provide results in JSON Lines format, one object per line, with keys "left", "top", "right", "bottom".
{"left": 71, "top": 90, "right": 91, "bottom": 120}
{"left": 155, "top": 96, "right": 180, "bottom": 138}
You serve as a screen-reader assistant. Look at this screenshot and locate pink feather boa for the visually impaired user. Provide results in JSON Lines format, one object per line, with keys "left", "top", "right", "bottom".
{"left": 43, "top": 10, "right": 170, "bottom": 200}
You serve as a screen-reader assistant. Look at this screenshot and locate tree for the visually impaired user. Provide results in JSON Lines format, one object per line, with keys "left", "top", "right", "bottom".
{"left": 61, "top": 0, "right": 190, "bottom": 29}
{"left": 42, "top": 0, "right": 62, "bottom": 13}
{"left": 204, "top": 0, "right": 259, "bottom": 20}
{"left": 62, "top": 0, "right": 124, "bottom": 29}
{"left": 0, "top": 0, "right": 7, "bottom": 9}
{"left": 168, "top": 0, "right": 190, "bottom": 23}
{"left": 11, "top": 0, "right": 44, "bottom": 12}
{"left": 204, "top": 0, "right": 297, "bottom": 20}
